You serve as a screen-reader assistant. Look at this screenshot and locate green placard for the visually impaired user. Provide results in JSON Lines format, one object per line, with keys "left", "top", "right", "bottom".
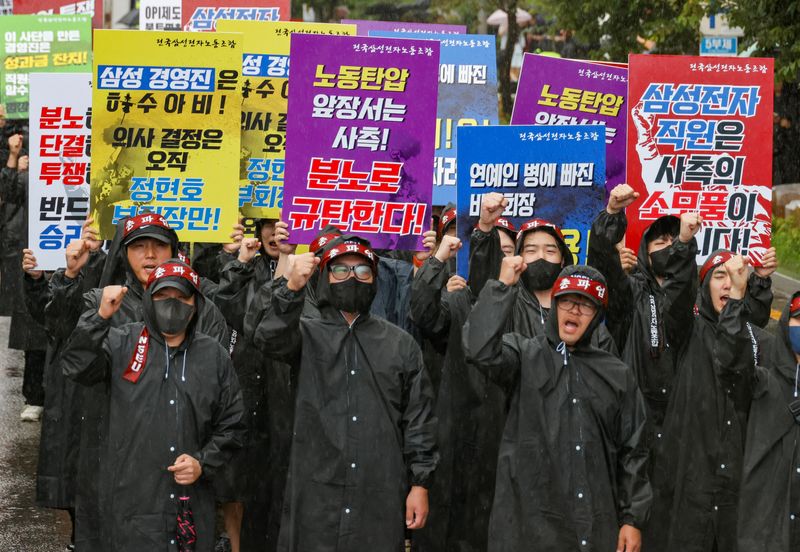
{"left": 1, "top": 14, "right": 92, "bottom": 119}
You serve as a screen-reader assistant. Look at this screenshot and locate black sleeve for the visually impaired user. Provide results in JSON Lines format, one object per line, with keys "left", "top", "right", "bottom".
{"left": 744, "top": 273, "right": 773, "bottom": 328}
{"left": 462, "top": 279, "right": 523, "bottom": 392}
{"left": 587, "top": 210, "right": 635, "bottom": 351}
{"left": 45, "top": 269, "right": 89, "bottom": 340}
{"left": 468, "top": 227, "right": 504, "bottom": 298}
{"left": 660, "top": 237, "right": 699, "bottom": 352}
{"left": 60, "top": 310, "right": 113, "bottom": 386}
{"left": 401, "top": 340, "right": 439, "bottom": 489}
{"left": 214, "top": 258, "right": 256, "bottom": 334}
{"left": 714, "top": 297, "right": 757, "bottom": 413}
{"left": 410, "top": 257, "right": 452, "bottom": 340}
{"left": 0, "top": 167, "right": 23, "bottom": 203}
{"left": 250, "top": 279, "right": 304, "bottom": 362}
{"left": 616, "top": 367, "right": 653, "bottom": 528}
{"left": 194, "top": 347, "right": 246, "bottom": 477}
{"left": 23, "top": 274, "right": 50, "bottom": 327}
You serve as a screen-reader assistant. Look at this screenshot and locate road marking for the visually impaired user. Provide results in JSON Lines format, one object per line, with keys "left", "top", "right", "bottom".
{"left": 771, "top": 309, "right": 782, "bottom": 321}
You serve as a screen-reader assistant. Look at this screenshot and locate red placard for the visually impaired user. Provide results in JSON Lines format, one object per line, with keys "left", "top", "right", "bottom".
{"left": 13, "top": 0, "right": 103, "bottom": 29}
{"left": 625, "top": 54, "right": 773, "bottom": 265}
{"left": 181, "top": 0, "right": 290, "bottom": 32}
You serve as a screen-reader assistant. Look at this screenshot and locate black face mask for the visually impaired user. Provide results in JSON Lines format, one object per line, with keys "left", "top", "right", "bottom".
{"left": 153, "top": 297, "right": 195, "bottom": 335}
{"left": 520, "top": 259, "right": 562, "bottom": 291}
{"left": 649, "top": 247, "right": 671, "bottom": 278}
{"left": 329, "top": 278, "right": 376, "bottom": 314}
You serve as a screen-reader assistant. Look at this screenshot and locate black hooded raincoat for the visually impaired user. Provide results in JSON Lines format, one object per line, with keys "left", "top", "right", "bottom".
{"left": 462, "top": 266, "right": 651, "bottom": 552}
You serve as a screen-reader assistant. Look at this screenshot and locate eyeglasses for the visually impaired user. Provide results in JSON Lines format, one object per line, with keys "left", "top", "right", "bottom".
{"left": 329, "top": 263, "right": 374, "bottom": 281}
{"left": 556, "top": 297, "right": 597, "bottom": 316}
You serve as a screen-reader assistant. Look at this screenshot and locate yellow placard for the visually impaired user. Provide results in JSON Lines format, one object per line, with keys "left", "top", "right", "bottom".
{"left": 216, "top": 20, "right": 356, "bottom": 219}
{"left": 90, "top": 30, "right": 243, "bottom": 242}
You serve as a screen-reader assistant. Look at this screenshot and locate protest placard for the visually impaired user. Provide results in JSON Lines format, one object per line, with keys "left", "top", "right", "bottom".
{"left": 140, "top": 0, "right": 182, "bottom": 31}
{"left": 28, "top": 72, "right": 91, "bottom": 269}
{"left": 13, "top": 0, "right": 101, "bottom": 29}
{"left": 512, "top": 54, "right": 627, "bottom": 195}
{"left": 217, "top": 20, "right": 356, "bottom": 219}
{"left": 456, "top": 125, "right": 606, "bottom": 276}
{"left": 626, "top": 54, "right": 774, "bottom": 264}
{"left": 343, "top": 19, "right": 466, "bottom": 35}
{"left": 0, "top": 14, "right": 91, "bottom": 119}
{"left": 182, "top": 0, "right": 289, "bottom": 32}
{"left": 372, "top": 32, "right": 498, "bottom": 206}
{"left": 90, "top": 30, "right": 242, "bottom": 242}
{"left": 282, "top": 33, "right": 439, "bottom": 250}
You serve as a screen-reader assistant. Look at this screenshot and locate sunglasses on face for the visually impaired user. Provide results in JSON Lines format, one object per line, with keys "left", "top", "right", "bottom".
{"left": 556, "top": 297, "right": 597, "bottom": 316}
{"left": 329, "top": 263, "right": 374, "bottom": 281}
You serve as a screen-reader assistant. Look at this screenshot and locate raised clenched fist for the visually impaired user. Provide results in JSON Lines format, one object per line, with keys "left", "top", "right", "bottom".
{"left": 286, "top": 252, "right": 320, "bottom": 292}
{"left": 607, "top": 184, "right": 640, "bottom": 215}
{"left": 98, "top": 285, "right": 128, "bottom": 320}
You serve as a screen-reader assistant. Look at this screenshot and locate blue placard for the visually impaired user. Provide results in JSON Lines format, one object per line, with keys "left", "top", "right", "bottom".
{"left": 370, "top": 32, "right": 499, "bottom": 205}
{"left": 456, "top": 125, "right": 606, "bottom": 277}
{"left": 700, "top": 36, "right": 738, "bottom": 56}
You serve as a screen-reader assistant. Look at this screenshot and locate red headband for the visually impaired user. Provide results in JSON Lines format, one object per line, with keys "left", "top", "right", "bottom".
{"left": 320, "top": 241, "right": 377, "bottom": 269}
{"left": 699, "top": 251, "right": 734, "bottom": 282}
{"left": 790, "top": 295, "right": 800, "bottom": 317}
{"left": 438, "top": 208, "right": 456, "bottom": 235}
{"left": 517, "top": 218, "right": 565, "bottom": 243}
{"left": 474, "top": 217, "right": 517, "bottom": 232}
{"left": 310, "top": 232, "right": 341, "bottom": 254}
{"left": 146, "top": 261, "right": 200, "bottom": 291}
{"left": 495, "top": 217, "right": 516, "bottom": 232}
{"left": 123, "top": 213, "right": 171, "bottom": 238}
{"left": 551, "top": 275, "right": 608, "bottom": 308}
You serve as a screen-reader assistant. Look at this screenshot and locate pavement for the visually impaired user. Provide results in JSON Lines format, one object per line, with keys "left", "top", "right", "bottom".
{"left": 0, "top": 315, "right": 72, "bottom": 551}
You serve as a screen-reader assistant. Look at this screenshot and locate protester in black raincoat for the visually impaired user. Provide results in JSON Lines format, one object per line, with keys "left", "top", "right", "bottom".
{"left": 471, "top": 192, "right": 618, "bottom": 354}
{"left": 0, "top": 141, "right": 48, "bottom": 419}
{"left": 249, "top": 239, "right": 438, "bottom": 552}
{"left": 411, "top": 217, "right": 513, "bottom": 552}
{"left": 22, "top": 250, "right": 83, "bottom": 517}
{"left": 463, "top": 261, "right": 651, "bottom": 552}
{"left": 588, "top": 185, "right": 700, "bottom": 445}
{"left": 737, "top": 293, "right": 800, "bottom": 551}
{"left": 650, "top": 250, "right": 764, "bottom": 552}
{"left": 213, "top": 218, "right": 289, "bottom": 551}
{"left": 61, "top": 260, "right": 245, "bottom": 551}
{"left": 45, "top": 213, "right": 230, "bottom": 550}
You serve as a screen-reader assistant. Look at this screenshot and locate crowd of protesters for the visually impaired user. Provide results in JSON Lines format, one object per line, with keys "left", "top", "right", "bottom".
{"left": 1, "top": 113, "right": 799, "bottom": 552}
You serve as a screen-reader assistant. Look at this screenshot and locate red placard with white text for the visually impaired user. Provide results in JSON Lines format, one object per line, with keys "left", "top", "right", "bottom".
{"left": 13, "top": 0, "right": 102, "bottom": 29}
{"left": 626, "top": 54, "right": 773, "bottom": 265}
{"left": 181, "top": 0, "right": 290, "bottom": 31}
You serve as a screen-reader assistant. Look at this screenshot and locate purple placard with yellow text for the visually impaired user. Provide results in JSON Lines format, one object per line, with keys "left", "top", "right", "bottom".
{"left": 282, "top": 34, "right": 440, "bottom": 249}
{"left": 512, "top": 54, "right": 627, "bottom": 194}
{"left": 343, "top": 19, "right": 466, "bottom": 35}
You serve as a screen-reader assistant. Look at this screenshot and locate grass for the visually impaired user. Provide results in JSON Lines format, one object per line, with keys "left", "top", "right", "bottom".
{"left": 773, "top": 216, "right": 800, "bottom": 280}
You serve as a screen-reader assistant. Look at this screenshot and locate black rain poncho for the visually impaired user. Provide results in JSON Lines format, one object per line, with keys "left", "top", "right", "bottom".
{"left": 588, "top": 211, "right": 697, "bottom": 442}
{"left": 60, "top": 265, "right": 245, "bottom": 551}
{"left": 462, "top": 265, "right": 651, "bottom": 552}
{"left": 249, "top": 266, "right": 439, "bottom": 552}
{"left": 649, "top": 251, "right": 766, "bottom": 552}
{"left": 737, "top": 294, "right": 798, "bottom": 551}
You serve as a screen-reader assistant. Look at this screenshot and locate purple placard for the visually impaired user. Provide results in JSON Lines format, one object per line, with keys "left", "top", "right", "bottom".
{"left": 511, "top": 54, "right": 628, "bottom": 194}
{"left": 343, "top": 19, "right": 466, "bottom": 36}
{"left": 282, "top": 34, "right": 440, "bottom": 250}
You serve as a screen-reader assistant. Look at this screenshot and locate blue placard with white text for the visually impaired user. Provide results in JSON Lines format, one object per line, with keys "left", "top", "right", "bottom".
{"left": 371, "top": 31, "right": 499, "bottom": 205}
{"left": 456, "top": 125, "right": 606, "bottom": 277}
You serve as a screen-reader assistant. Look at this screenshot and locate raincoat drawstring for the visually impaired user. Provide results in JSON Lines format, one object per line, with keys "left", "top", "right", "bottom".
{"left": 164, "top": 342, "right": 170, "bottom": 380}
{"left": 556, "top": 341, "right": 569, "bottom": 366}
